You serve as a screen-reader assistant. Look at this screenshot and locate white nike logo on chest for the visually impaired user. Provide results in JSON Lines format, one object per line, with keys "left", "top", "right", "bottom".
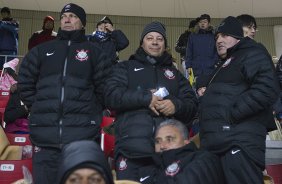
{"left": 134, "top": 68, "right": 144, "bottom": 71}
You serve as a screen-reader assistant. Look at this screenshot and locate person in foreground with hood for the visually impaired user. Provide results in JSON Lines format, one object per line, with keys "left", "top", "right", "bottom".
{"left": 199, "top": 16, "right": 279, "bottom": 184}
{"left": 58, "top": 140, "right": 114, "bottom": 184}
{"left": 18, "top": 3, "right": 112, "bottom": 184}
{"left": 104, "top": 21, "right": 198, "bottom": 181}
{"left": 28, "top": 15, "right": 57, "bottom": 50}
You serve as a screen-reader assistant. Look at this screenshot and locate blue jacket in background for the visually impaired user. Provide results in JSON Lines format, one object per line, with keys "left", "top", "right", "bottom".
{"left": 0, "top": 18, "right": 19, "bottom": 53}
{"left": 185, "top": 27, "right": 218, "bottom": 77}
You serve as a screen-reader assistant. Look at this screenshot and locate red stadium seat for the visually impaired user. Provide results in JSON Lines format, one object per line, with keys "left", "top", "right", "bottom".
{"left": 100, "top": 116, "right": 115, "bottom": 159}
{"left": 0, "top": 90, "right": 10, "bottom": 108}
{"left": 0, "top": 159, "right": 32, "bottom": 184}
{"left": 6, "top": 133, "right": 32, "bottom": 146}
{"left": 101, "top": 129, "right": 115, "bottom": 158}
{"left": 266, "top": 164, "right": 282, "bottom": 184}
{"left": 0, "top": 90, "right": 10, "bottom": 127}
{"left": 100, "top": 116, "right": 115, "bottom": 128}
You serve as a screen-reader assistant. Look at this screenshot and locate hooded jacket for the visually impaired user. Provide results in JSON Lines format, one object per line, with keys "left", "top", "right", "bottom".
{"left": 199, "top": 37, "right": 279, "bottom": 168}
{"left": 139, "top": 142, "right": 224, "bottom": 184}
{"left": 18, "top": 28, "right": 112, "bottom": 148}
{"left": 105, "top": 48, "right": 198, "bottom": 158}
{"left": 28, "top": 16, "right": 57, "bottom": 50}
{"left": 57, "top": 140, "right": 114, "bottom": 184}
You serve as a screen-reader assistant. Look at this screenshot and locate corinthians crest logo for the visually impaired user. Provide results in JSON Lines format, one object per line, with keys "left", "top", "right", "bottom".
{"left": 164, "top": 69, "right": 175, "bottom": 79}
{"left": 118, "top": 158, "right": 127, "bottom": 171}
{"left": 165, "top": 161, "right": 180, "bottom": 176}
{"left": 75, "top": 49, "right": 89, "bottom": 62}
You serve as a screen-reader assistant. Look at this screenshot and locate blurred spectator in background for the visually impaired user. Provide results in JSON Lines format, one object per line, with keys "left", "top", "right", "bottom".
{"left": 4, "top": 83, "right": 29, "bottom": 134}
{"left": 175, "top": 19, "right": 197, "bottom": 78}
{"left": 89, "top": 16, "right": 129, "bottom": 63}
{"left": 28, "top": 15, "right": 57, "bottom": 50}
{"left": 0, "top": 7, "right": 19, "bottom": 69}
{"left": 236, "top": 14, "right": 257, "bottom": 39}
{"left": 185, "top": 14, "right": 218, "bottom": 82}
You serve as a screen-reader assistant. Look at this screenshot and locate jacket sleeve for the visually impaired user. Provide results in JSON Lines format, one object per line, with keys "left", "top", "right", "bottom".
{"left": 185, "top": 35, "right": 193, "bottom": 69}
{"left": 110, "top": 30, "right": 129, "bottom": 51}
{"left": 175, "top": 33, "right": 186, "bottom": 56}
{"left": 0, "top": 20, "right": 19, "bottom": 35}
{"left": 91, "top": 49, "right": 113, "bottom": 108}
{"left": 184, "top": 151, "right": 225, "bottom": 184}
{"left": 230, "top": 47, "right": 280, "bottom": 122}
{"left": 17, "top": 48, "right": 41, "bottom": 109}
{"left": 104, "top": 62, "right": 152, "bottom": 112}
{"left": 275, "top": 54, "right": 282, "bottom": 89}
{"left": 168, "top": 71, "right": 198, "bottom": 124}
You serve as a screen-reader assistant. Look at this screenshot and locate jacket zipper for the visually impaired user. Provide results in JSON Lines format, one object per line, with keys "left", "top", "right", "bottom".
{"left": 59, "top": 40, "right": 71, "bottom": 147}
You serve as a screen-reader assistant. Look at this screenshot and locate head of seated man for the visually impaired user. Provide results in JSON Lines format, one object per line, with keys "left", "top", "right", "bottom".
{"left": 155, "top": 119, "right": 190, "bottom": 153}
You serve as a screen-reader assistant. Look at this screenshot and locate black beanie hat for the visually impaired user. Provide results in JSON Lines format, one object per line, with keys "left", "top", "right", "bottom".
{"left": 216, "top": 16, "right": 243, "bottom": 39}
{"left": 140, "top": 21, "right": 167, "bottom": 47}
{"left": 60, "top": 3, "right": 86, "bottom": 27}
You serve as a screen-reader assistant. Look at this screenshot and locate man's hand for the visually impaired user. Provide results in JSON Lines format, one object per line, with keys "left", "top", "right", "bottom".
{"left": 149, "top": 94, "right": 162, "bottom": 115}
{"left": 105, "top": 23, "right": 114, "bottom": 32}
{"left": 155, "top": 99, "right": 175, "bottom": 116}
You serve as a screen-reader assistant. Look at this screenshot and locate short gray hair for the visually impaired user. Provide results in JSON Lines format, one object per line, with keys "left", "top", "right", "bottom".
{"left": 155, "top": 119, "right": 189, "bottom": 140}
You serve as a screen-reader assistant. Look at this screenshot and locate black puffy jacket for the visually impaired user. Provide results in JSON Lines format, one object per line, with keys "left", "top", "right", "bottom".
{"left": 18, "top": 29, "right": 112, "bottom": 148}
{"left": 105, "top": 48, "right": 198, "bottom": 158}
{"left": 199, "top": 37, "right": 279, "bottom": 168}
{"left": 139, "top": 142, "right": 225, "bottom": 184}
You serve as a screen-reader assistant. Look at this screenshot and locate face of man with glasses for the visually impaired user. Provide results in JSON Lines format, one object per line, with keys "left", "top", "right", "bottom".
{"left": 242, "top": 24, "right": 257, "bottom": 39}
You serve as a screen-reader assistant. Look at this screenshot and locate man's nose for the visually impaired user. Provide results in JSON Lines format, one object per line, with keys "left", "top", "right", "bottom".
{"left": 160, "top": 142, "right": 168, "bottom": 151}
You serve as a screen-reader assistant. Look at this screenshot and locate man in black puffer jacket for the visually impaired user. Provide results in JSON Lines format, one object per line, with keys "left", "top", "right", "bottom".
{"left": 105, "top": 21, "right": 198, "bottom": 182}
{"left": 199, "top": 16, "right": 279, "bottom": 184}
{"left": 139, "top": 119, "right": 224, "bottom": 184}
{"left": 18, "top": 3, "right": 112, "bottom": 184}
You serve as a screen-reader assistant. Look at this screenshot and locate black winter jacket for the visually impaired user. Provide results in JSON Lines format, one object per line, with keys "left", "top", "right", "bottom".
{"left": 18, "top": 29, "right": 112, "bottom": 148}
{"left": 105, "top": 48, "right": 198, "bottom": 158}
{"left": 89, "top": 30, "right": 129, "bottom": 62}
{"left": 174, "top": 30, "right": 191, "bottom": 58}
{"left": 199, "top": 37, "right": 279, "bottom": 168}
{"left": 4, "top": 89, "right": 28, "bottom": 123}
{"left": 139, "top": 142, "right": 225, "bottom": 184}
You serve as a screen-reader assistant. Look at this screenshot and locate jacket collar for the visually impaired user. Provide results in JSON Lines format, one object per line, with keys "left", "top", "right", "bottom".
{"left": 57, "top": 28, "right": 87, "bottom": 42}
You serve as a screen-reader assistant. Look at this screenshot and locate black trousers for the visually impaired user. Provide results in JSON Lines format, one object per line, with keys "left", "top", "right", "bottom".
{"left": 32, "top": 147, "right": 61, "bottom": 184}
{"left": 220, "top": 147, "right": 264, "bottom": 184}
{"left": 115, "top": 154, "right": 154, "bottom": 182}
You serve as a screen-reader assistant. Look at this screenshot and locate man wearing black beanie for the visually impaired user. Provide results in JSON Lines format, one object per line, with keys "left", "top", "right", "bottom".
{"left": 104, "top": 21, "right": 197, "bottom": 181}
{"left": 18, "top": 3, "right": 112, "bottom": 184}
{"left": 199, "top": 16, "right": 279, "bottom": 184}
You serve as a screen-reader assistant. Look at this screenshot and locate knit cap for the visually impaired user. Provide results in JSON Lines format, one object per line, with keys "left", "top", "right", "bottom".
{"left": 215, "top": 16, "right": 243, "bottom": 39}
{"left": 60, "top": 3, "right": 86, "bottom": 27}
{"left": 140, "top": 21, "right": 167, "bottom": 47}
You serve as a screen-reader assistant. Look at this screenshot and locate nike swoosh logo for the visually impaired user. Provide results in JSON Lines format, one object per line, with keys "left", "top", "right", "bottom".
{"left": 134, "top": 68, "right": 144, "bottom": 71}
{"left": 231, "top": 149, "right": 240, "bottom": 154}
{"left": 46, "top": 52, "right": 54, "bottom": 56}
{"left": 140, "top": 176, "right": 150, "bottom": 182}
